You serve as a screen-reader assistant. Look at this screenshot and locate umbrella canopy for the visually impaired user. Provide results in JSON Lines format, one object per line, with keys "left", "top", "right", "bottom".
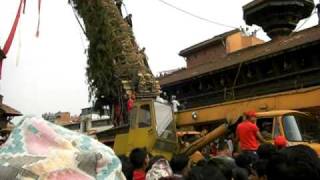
{"left": 0, "top": 116, "right": 125, "bottom": 179}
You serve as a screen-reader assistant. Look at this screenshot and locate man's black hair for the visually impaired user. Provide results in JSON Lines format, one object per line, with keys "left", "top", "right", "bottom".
{"left": 202, "top": 164, "right": 227, "bottom": 180}
{"left": 186, "top": 166, "right": 202, "bottom": 180}
{"left": 170, "top": 154, "right": 189, "bottom": 173}
{"left": 118, "top": 154, "right": 133, "bottom": 180}
{"left": 252, "top": 159, "right": 267, "bottom": 178}
{"left": 129, "top": 147, "right": 148, "bottom": 169}
{"left": 209, "top": 158, "right": 234, "bottom": 180}
{"left": 267, "top": 145, "right": 320, "bottom": 180}
{"left": 217, "top": 141, "right": 229, "bottom": 151}
{"left": 257, "top": 143, "right": 276, "bottom": 160}
{"left": 186, "top": 164, "right": 227, "bottom": 180}
{"left": 195, "top": 159, "right": 207, "bottom": 167}
{"left": 235, "top": 152, "right": 254, "bottom": 170}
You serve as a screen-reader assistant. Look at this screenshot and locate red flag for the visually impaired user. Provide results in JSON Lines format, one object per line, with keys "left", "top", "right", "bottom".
{"left": 0, "top": 0, "right": 25, "bottom": 79}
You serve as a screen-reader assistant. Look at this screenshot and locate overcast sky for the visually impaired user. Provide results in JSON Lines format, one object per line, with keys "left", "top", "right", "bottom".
{"left": 0, "top": 0, "right": 318, "bottom": 116}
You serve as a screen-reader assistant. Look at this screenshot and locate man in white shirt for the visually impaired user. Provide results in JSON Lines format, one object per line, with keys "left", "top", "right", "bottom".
{"left": 171, "top": 95, "right": 180, "bottom": 112}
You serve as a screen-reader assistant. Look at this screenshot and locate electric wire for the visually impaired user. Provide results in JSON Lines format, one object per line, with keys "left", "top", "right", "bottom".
{"left": 68, "top": 1, "right": 88, "bottom": 54}
{"left": 69, "top": 1, "right": 88, "bottom": 38}
{"left": 122, "top": 1, "right": 129, "bottom": 16}
{"left": 156, "top": 0, "right": 238, "bottom": 29}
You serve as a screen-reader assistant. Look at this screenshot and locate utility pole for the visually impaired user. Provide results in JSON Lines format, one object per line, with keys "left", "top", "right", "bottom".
{"left": 317, "top": 2, "right": 320, "bottom": 25}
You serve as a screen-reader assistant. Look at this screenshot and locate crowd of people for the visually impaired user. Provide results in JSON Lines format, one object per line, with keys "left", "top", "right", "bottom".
{"left": 116, "top": 110, "right": 320, "bottom": 180}
{"left": 118, "top": 142, "right": 320, "bottom": 180}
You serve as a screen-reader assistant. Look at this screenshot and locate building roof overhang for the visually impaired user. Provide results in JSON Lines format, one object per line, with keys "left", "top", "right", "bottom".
{"left": 0, "top": 104, "right": 22, "bottom": 116}
{"left": 179, "top": 29, "right": 239, "bottom": 57}
{"left": 160, "top": 25, "right": 320, "bottom": 86}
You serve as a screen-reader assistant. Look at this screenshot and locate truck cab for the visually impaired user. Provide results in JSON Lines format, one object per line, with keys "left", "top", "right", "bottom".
{"left": 113, "top": 99, "right": 178, "bottom": 159}
{"left": 255, "top": 110, "right": 320, "bottom": 154}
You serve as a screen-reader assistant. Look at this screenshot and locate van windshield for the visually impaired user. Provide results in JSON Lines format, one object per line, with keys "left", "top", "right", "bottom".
{"left": 153, "top": 102, "right": 177, "bottom": 152}
{"left": 154, "top": 102, "right": 175, "bottom": 140}
{"left": 282, "top": 114, "right": 320, "bottom": 142}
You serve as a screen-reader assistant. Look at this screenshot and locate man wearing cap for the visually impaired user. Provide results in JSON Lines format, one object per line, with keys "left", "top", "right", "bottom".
{"left": 274, "top": 135, "right": 287, "bottom": 150}
{"left": 235, "top": 110, "right": 267, "bottom": 153}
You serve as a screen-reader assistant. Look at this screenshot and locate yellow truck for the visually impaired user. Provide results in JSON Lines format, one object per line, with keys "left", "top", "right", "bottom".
{"left": 96, "top": 85, "right": 320, "bottom": 159}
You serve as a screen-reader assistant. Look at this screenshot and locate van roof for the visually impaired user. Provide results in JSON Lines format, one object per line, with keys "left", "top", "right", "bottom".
{"left": 256, "top": 110, "right": 307, "bottom": 117}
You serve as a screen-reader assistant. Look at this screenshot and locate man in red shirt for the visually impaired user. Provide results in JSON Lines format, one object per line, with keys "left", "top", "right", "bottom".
{"left": 236, "top": 110, "right": 267, "bottom": 152}
{"left": 127, "top": 93, "right": 135, "bottom": 112}
{"left": 129, "top": 147, "right": 149, "bottom": 180}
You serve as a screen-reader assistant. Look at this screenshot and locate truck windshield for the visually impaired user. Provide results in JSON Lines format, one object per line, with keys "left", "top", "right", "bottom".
{"left": 282, "top": 114, "right": 320, "bottom": 142}
{"left": 154, "top": 102, "right": 176, "bottom": 141}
